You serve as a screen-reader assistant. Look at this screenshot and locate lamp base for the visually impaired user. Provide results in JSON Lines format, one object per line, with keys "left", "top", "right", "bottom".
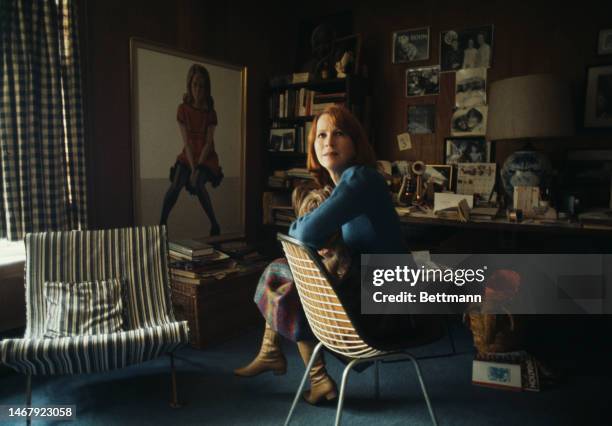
{"left": 500, "top": 149, "right": 552, "bottom": 201}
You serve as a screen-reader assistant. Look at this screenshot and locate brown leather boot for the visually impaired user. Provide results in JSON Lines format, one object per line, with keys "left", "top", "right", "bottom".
{"left": 297, "top": 341, "right": 338, "bottom": 405}
{"left": 234, "top": 323, "right": 287, "bottom": 377}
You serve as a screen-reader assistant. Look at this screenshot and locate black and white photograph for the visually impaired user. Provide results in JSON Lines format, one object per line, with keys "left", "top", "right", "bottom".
{"left": 269, "top": 128, "right": 296, "bottom": 151}
{"left": 425, "top": 164, "right": 453, "bottom": 191}
{"left": 392, "top": 27, "right": 430, "bottom": 63}
{"left": 598, "top": 29, "right": 612, "bottom": 55}
{"left": 455, "top": 68, "right": 487, "bottom": 108}
{"left": 584, "top": 65, "right": 612, "bottom": 128}
{"left": 440, "top": 25, "right": 493, "bottom": 72}
{"left": 407, "top": 104, "right": 436, "bottom": 134}
{"left": 332, "top": 34, "right": 361, "bottom": 78}
{"left": 450, "top": 105, "right": 488, "bottom": 136}
{"left": 444, "top": 138, "right": 490, "bottom": 165}
{"left": 406, "top": 66, "right": 440, "bottom": 97}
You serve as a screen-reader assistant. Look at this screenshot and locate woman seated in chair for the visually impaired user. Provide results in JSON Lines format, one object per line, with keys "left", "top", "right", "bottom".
{"left": 236, "top": 105, "right": 430, "bottom": 401}
{"left": 235, "top": 185, "right": 350, "bottom": 404}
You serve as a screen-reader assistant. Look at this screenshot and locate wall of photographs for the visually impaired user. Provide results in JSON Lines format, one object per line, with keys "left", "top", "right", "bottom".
{"left": 344, "top": 1, "right": 612, "bottom": 168}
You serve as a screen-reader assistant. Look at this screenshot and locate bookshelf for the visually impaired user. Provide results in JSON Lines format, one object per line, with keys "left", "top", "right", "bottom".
{"left": 262, "top": 74, "right": 370, "bottom": 231}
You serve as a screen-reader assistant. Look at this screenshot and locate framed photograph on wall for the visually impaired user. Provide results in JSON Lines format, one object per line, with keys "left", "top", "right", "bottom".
{"left": 392, "top": 27, "right": 430, "bottom": 63}
{"left": 444, "top": 138, "right": 490, "bottom": 165}
{"left": 440, "top": 25, "right": 494, "bottom": 72}
{"left": 450, "top": 105, "right": 488, "bottom": 136}
{"left": 407, "top": 104, "right": 436, "bottom": 134}
{"left": 455, "top": 68, "right": 487, "bottom": 108}
{"left": 406, "top": 66, "right": 440, "bottom": 97}
{"left": 130, "top": 39, "right": 247, "bottom": 240}
{"left": 598, "top": 29, "right": 612, "bottom": 55}
{"left": 584, "top": 64, "right": 612, "bottom": 128}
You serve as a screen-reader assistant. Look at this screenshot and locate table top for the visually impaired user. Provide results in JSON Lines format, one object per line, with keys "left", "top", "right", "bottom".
{"left": 396, "top": 209, "right": 612, "bottom": 237}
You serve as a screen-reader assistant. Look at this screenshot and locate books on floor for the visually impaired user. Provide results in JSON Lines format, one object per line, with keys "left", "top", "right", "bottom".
{"left": 169, "top": 238, "right": 214, "bottom": 258}
{"left": 472, "top": 350, "right": 540, "bottom": 392}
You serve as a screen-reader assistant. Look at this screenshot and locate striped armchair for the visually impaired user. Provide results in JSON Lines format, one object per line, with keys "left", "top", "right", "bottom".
{"left": 0, "top": 226, "right": 189, "bottom": 409}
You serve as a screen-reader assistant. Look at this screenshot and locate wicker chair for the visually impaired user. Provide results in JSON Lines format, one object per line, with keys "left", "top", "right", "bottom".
{"left": 0, "top": 226, "right": 189, "bottom": 423}
{"left": 279, "top": 234, "right": 438, "bottom": 426}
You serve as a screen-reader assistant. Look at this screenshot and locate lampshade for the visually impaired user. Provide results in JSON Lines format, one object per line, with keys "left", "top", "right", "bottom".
{"left": 486, "top": 74, "right": 574, "bottom": 141}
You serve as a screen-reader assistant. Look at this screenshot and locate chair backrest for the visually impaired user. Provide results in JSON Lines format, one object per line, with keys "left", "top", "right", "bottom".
{"left": 278, "top": 234, "right": 383, "bottom": 359}
{"left": 24, "top": 226, "right": 174, "bottom": 337}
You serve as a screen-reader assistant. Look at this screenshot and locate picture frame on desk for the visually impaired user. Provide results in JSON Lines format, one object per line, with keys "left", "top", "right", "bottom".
{"left": 445, "top": 138, "right": 491, "bottom": 165}
{"left": 425, "top": 164, "right": 453, "bottom": 192}
{"left": 584, "top": 64, "right": 612, "bottom": 128}
{"left": 564, "top": 150, "right": 612, "bottom": 208}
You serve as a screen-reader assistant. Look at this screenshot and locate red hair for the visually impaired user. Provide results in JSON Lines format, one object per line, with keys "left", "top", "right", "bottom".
{"left": 306, "top": 105, "right": 376, "bottom": 187}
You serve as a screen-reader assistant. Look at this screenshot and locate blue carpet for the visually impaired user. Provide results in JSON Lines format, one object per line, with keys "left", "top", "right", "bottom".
{"left": 0, "top": 325, "right": 608, "bottom": 425}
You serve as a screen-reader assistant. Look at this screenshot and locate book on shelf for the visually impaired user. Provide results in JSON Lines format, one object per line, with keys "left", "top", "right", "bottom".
{"left": 472, "top": 351, "right": 540, "bottom": 392}
{"left": 286, "top": 167, "right": 311, "bottom": 179}
{"left": 168, "top": 238, "right": 214, "bottom": 257}
{"left": 292, "top": 72, "right": 311, "bottom": 83}
{"left": 269, "top": 89, "right": 345, "bottom": 119}
{"left": 262, "top": 191, "right": 291, "bottom": 224}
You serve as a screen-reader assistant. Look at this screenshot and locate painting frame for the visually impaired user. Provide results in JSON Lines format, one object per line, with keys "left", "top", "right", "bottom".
{"left": 584, "top": 64, "right": 612, "bottom": 128}
{"left": 392, "top": 27, "right": 430, "bottom": 64}
{"left": 129, "top": 38, "right": 247, "bottom": 241}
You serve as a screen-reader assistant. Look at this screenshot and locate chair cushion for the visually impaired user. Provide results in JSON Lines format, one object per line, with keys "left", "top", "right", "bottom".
{"left": 43, "top": 279, "right": 124, "bottom": 338}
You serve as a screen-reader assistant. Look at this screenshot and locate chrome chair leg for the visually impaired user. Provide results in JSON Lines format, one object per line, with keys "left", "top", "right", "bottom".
{"left": 335, "top": 358, "right": 358, "bottom": 426}
{"left": 284, "top": 342, "right": 323, "bottom": 426}
{"left": 406, "top": 354, "right": 438, "bottom": 426}
{"left": 25, "top": 373, "right": 32, "bottom": 426}
{"left": 374, "top": 360, "right": 380, "bottom": 399}
{"left": 169, "top": 353, "right": 181, "bottom": 408}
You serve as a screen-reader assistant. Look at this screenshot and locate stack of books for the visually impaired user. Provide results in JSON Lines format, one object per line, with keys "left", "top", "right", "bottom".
{"left": 169, "top": 239, "right": 239, "bottom": 284}
{"left": 272, "top": 207, "right": 296, "bottom": 227}
{"left": 472, "top": 350, "right": 540, "bottom": 392}
{"left": 169, "top": 238, "right": 214, "bottom": 260}
{"left": 310, "top": 92, "right": 347, "bottom": 115}
{"left": 578, "top": 209, "right": 612, "bottom": 229}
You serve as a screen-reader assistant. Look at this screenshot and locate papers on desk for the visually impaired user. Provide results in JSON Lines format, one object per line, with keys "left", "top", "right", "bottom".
{"left": 433, "top": 192, "right": 474, "bottom": 213}
{"left": 456, "top": 163, "right": 496, "bottom": 200}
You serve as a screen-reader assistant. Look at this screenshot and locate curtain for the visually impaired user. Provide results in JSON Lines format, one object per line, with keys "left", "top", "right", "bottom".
{"left": 0, "top": 0, "right": 87, "bottom": 241}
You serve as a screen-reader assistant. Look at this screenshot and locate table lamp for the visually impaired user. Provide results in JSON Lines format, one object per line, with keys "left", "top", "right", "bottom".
{"left": 486, "top": 74, "right": 574, "bottom": 200}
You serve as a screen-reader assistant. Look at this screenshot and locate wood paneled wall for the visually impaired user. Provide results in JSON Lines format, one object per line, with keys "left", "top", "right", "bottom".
{"left": 351, "top": 0, "right": 612, "bottom": 165}
{"left": 81, "top": 0, "right": 611, "bottom": 238}
{"left": 80, "top": 0, "right": 296, "bottom": 239}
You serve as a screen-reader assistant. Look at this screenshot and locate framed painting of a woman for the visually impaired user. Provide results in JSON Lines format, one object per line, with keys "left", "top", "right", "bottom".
{"left": 130, "top": 39, "right": 246, "bottom": 240}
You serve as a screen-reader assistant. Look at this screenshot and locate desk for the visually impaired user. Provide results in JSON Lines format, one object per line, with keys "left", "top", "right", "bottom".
{"left": 397, "top": 210, "right": 612, "bottom": 251}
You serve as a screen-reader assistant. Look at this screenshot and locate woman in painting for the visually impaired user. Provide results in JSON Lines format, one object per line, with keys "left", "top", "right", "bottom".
{"left": 159, "top": 64, "right": 222, "bottom": 236}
